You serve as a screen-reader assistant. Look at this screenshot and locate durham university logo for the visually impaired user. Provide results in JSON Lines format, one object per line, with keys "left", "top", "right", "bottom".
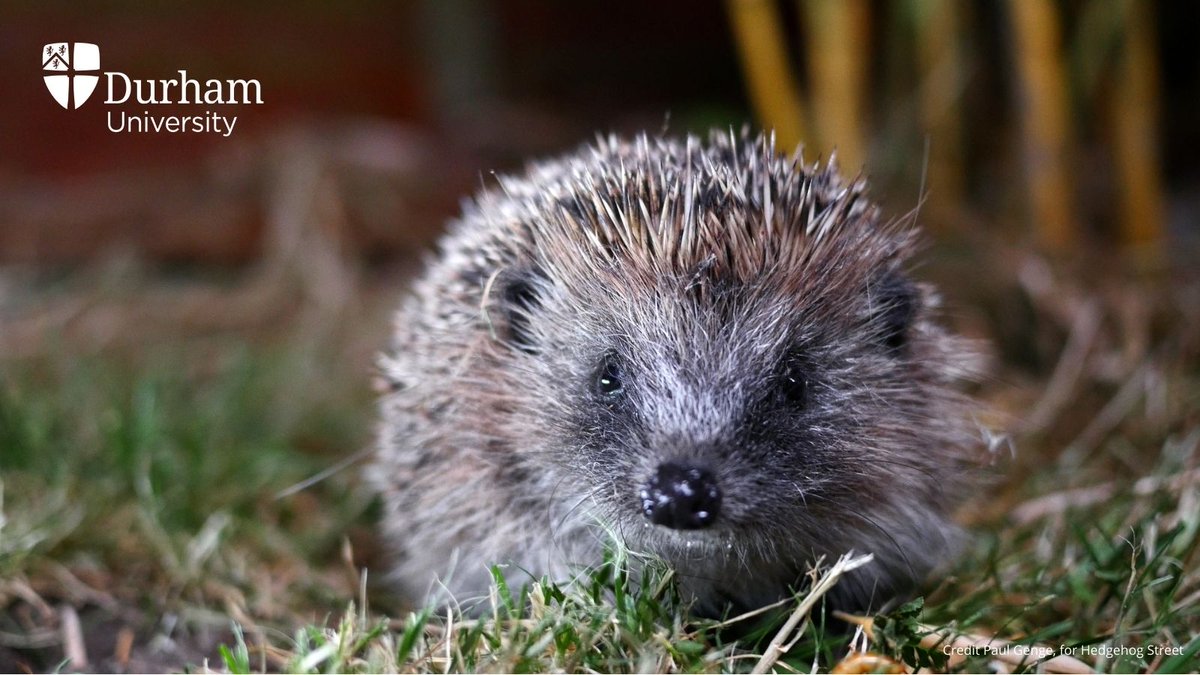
{"left": 38, "top": 41, "right": 259, "bottom": 137}
{"left": 43, "top": 42, "right": 100, "bottom": 109}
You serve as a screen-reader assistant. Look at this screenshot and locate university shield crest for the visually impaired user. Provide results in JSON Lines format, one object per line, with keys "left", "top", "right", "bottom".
{"left": 43, "top": 42, "right": 100, "bottom": 109}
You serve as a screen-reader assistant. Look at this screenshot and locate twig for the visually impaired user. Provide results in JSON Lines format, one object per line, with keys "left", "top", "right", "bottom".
{"left": 275, "top": 447, "right": 373, "bottom": 499}
{"left": 114, "top": 626, "right": 135, "bottom": 669}
{"left": 48, "top": 562, "right": 119, "bottom": 611}
{"left": 1010, "top": 467, "right": 1200, "bottom": 525}
{"left": 1020, "top": 300, "right": 1101, "bottom": 434}
{"left": 1062, "top": 363, "right": 1151, "bottom": 460}
{"left": 750, "top": 553, "right": 874, "bottom": 674}
{"left": 60, "top": 604, "right": 88, "bottom": 670}
{"left": 3, "top": 577, "right": 55, "bottom": 621}
{"left": 711, "top": 593, "right": 794, "bottom": 629}
{"left": 0, "top": 628, "right": 58, "bottom": 649}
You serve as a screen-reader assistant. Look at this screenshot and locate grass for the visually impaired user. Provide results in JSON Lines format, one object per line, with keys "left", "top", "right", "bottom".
{"left": 1, "top": 251, "right": 1198, "bottom": 673}
{"left": 216, "top": 553, "right": 883, "bottom": 674}
{"left": 0, "top": 327, "right": 380, "bottom": 670}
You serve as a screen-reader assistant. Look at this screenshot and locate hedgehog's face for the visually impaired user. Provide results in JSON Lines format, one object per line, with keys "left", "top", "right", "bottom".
{"left": 492, "top": 259, "right": 947, "bottom": 575}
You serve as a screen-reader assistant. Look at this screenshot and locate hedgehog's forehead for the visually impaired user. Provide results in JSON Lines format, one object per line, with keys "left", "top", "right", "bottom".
{"left": 490, "top": 142, "right": 882, "bottom": 286}
{"left": 511, "top": 191, "right": 885, "bottom": 292}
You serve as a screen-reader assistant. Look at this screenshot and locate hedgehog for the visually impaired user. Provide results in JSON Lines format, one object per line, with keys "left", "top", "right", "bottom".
{"left": 368, "top": 130, "right": 982, "bottom": 615}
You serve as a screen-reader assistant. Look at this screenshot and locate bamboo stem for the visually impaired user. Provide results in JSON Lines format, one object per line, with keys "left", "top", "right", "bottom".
{"left": 913, "top": 0, "right": 967, "bottom": 228}
{"left": 1112, "top": 0, "right": 1165, "bottom": 253}
{"left": 725, "top": 0, "right": 808, "bottom": 152}
{"left": 1007, "top": 0, "right": 1076, "bottom": 250}
{"left": 801, "top": 0, "right": 869, "bottom": 171}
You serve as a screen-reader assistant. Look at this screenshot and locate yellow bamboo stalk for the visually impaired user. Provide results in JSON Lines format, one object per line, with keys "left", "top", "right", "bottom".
{"left": 801, "top": 0, "right": 869, "bottom": 171}
{"left": 1007, "top": 0, "right": 1075, "bottom": 251}
{"left": 913, "top": 0, "right": 967, "bottom": 228}
{"left": 1112, "top": 0, "right": 1165, "bottom": 252}
{"left": 725, "top": 0, "right": 808, "bottom": 151}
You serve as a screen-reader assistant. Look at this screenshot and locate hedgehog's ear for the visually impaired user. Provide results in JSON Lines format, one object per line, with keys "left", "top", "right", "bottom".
{"left": 496, "top": 267, "right": 546, "bottom": 354}
{"left": 871, "top": 271, "right": 918, "bottom": 355}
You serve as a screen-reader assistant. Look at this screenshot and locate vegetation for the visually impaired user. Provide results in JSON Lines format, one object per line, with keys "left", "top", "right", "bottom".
{"left": 1, "top": 248, "right": 1197, "bottom": 673}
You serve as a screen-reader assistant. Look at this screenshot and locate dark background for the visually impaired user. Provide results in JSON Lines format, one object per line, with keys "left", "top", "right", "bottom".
{"left": 2, "top": 0, "right": 1197, "bottom": 269}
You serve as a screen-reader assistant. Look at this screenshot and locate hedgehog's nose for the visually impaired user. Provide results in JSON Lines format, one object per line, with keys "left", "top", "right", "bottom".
{"left": 639, "top": 463, "right": 722, "bottom": 530}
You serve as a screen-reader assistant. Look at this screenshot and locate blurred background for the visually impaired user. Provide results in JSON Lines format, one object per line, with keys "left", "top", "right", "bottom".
{"left": 2, "top": 0, "right": 1197, "bottom": 272}
{"left": 1, "top": 1, "right": 1198, "bottom": 671}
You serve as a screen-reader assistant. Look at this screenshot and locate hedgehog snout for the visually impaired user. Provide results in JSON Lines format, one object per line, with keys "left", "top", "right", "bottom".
{"left": 638, "top": 462, "right": 722, "bottom": 530}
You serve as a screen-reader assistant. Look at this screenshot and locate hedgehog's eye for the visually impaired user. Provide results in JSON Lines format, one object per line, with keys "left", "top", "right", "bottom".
{"left": 594, "top": 355, "right": 624, "bottom": 397}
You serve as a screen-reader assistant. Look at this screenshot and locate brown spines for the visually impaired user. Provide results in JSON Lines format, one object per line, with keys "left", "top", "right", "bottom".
{"left": 478, "top": 132, "right": 896, "bottom": 302}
